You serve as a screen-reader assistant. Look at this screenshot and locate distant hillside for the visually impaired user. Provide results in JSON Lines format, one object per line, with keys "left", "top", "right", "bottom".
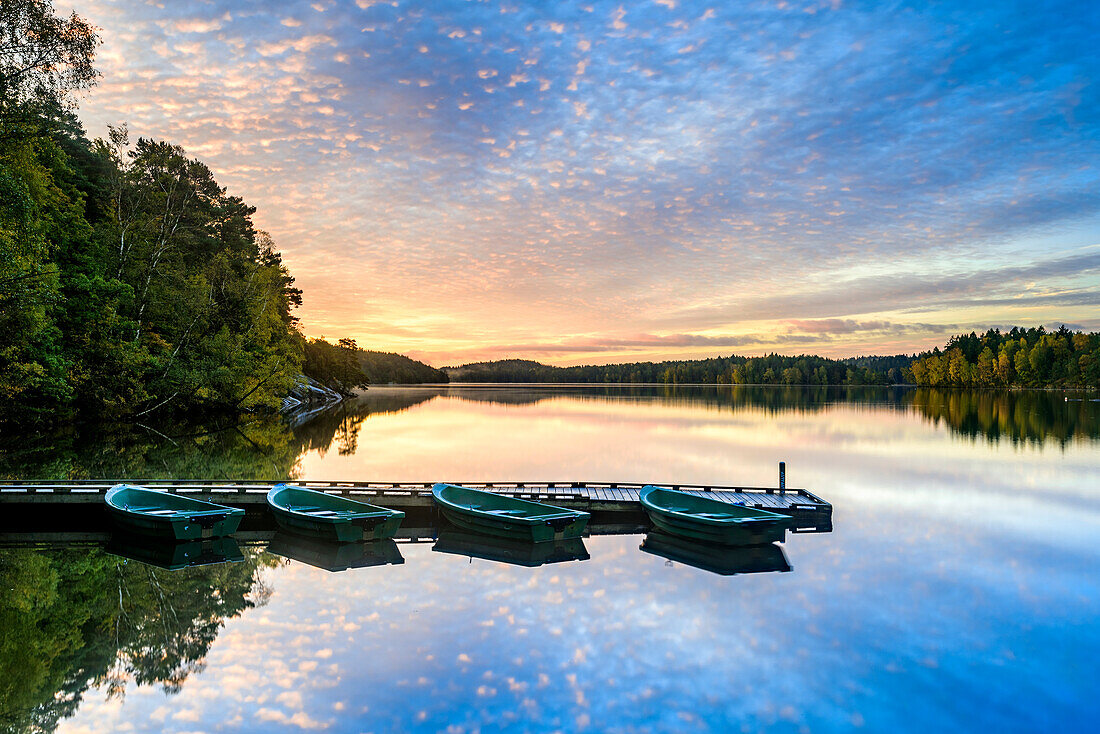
{"left": 444, "top": 354, "right": 911, "bottom": 385}
{"left": 358, "top": 350, "right": 448, "bottom": 384}
{"left": 443, "top": 326, "right": 1100, "bottom": 389}
{"left": 445, "top": 359, "right": 550, "bottom": 382}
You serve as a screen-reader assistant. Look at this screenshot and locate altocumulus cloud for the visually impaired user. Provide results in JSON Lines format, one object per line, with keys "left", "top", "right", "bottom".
{"left": 68, "top": 0, "right": 1100, "bottom": 362}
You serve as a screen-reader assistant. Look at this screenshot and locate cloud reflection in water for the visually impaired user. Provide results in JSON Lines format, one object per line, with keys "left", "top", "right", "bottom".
{"left": 49, "top": 387, "right": 1100, "bottom": 731}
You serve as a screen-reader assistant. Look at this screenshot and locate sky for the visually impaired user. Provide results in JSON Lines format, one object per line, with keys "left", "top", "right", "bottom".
{"left": 63, "top": 0, "right": 1100, "bottom": 366}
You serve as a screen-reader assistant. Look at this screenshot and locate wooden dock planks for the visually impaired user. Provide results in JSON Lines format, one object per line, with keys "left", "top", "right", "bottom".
{"left": 0, "top": 479, "right": 832, "bottom": 531}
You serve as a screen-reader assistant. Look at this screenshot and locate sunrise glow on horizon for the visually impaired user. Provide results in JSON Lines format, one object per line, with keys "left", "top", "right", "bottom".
{"left": 66, "top": 0, "right": 1100, "bottom": 366}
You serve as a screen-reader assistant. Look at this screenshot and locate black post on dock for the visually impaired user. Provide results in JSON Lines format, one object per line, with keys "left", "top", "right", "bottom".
{"left": 779, "top": 461, "right": 786, "bottom": 493}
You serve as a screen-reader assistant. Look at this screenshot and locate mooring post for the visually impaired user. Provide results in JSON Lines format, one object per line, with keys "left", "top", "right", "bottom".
{"left": 779, "top": 461, "right": 786, "bottom": 493}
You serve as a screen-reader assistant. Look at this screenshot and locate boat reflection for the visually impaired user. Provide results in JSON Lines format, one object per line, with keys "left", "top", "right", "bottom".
{"left": 267, "top": 532, "right": 405, "bottom": 572}
{"left": 433, "top": 528, "right": 590, "bottom": 567}
{"left": 640, "top": 530, "right": 791, "bottom": 576}
{"left": 105, "top": 533, "right": 245, "bottom": 570}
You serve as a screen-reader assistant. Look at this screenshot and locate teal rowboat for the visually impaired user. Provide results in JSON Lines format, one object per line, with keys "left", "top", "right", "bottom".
{"left": 432, "top": 484, "right": 589, "bottom": 542}
{"left": 433, "top": 528, "right": 590, "bottom": 567}
{"left": 104, "top": 484, "right": 244, "bottom": 540}
{"left": 266, "top": 484, "right": 404, "bottom": 542}
{"left": 640, "top": 531, "right": 791, "bottom": 576}
{"left": 639, "top": 485, "right": 792, "bottom": 546}
{"left": 267, "top": 532, "right": 404, "bottom": 572}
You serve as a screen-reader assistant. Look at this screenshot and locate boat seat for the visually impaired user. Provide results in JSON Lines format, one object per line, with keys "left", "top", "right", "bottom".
{"left": 126, "top": 506, "right": 181, "bottom": 515}
{"left": 485, "top": 509, "right": 526, "bottom": 516}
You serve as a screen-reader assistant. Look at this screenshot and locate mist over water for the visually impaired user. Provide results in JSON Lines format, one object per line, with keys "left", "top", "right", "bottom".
{"left": 2, "top": 386, "right": 1098, "bottom": 732}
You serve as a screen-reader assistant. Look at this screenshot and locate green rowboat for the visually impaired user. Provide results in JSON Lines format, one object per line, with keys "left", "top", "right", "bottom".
{"left": 266, "top": 484, "right": 404, "bottom": 542}
{"left": 433, "top": 528, "right": 590, "bottom": 567}
{"left": 639, "top": 485, "right": 792, "bottom": 546}
{"left": 432, "top": 484, "right": 589, "bottom": 542}
{"left": 640, "top": 531, "right": 791, "bottom": 576}
{"left": 104, "top": 484, "right": 244, "bottom": 540}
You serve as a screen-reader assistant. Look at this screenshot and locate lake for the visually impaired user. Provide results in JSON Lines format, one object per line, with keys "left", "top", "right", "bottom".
{"left": 1, "top": 385, "right": 1098, "bottom": 733}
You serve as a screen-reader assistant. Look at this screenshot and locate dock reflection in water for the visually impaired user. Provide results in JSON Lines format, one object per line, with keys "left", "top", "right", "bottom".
{"left": 640, "top": 530, "right": 792, "bottom": 576}
{"left": 432, "top": 527, "right": 591, "bottom": 567}
{"left": 266, "top": 532, "right": 405, "bottom": 572}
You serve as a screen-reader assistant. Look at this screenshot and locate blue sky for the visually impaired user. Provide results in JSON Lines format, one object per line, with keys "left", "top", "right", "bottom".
{"left": 68, "top": 0, "right": 1100, "bottom": 363}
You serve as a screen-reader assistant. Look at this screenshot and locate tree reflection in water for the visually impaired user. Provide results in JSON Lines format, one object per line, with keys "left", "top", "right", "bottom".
{"left": 0, "top": 547, "right": 277, "bottom": 733}
{"left": 0, "top": 386, "right": 1095, "bottom": 483}
{"left": 0, "top": 385, "right": 1095, "bottom": 731}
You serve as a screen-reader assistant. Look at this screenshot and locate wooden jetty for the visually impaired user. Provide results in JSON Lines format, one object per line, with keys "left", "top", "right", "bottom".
{"left": 0, "top": 479, "right": 832, "bottom": 535}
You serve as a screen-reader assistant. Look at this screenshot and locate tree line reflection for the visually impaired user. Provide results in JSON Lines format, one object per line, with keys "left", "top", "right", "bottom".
{"left": 0, "top": 546, "right": 276, "bottom": 733}
{"left": 1, "top": 386, "right": 1095, "bottom": 482}
{"left": 268, "top": 384, "right": 1100, "bottom": 456}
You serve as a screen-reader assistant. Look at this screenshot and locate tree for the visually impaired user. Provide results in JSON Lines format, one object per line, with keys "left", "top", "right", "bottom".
{"left": 0, "top": 1, "right": 99, "bottom": 420}
{"left": 0, "top": 110, "right": 81, "bottom": 420}
{"left": 1013, "top": 346, "right": 1033, "bottom": 386}
{"left": 996, "top": 350, "right": 1013, "bottom": 386}
{"left": 303, "top": 337, "right": 370, "bottom": 395}
{"left": 1028, "top": 341, "right": 1052, "bottom": 384}
{"left": 0, "top": 0, "right": 98, "bottom": 139}
{"left": 907, "top": 327, "right": 1100, "bottom": 388}
{"left": 976, "top": 347, "right": 995, "bottom": 386}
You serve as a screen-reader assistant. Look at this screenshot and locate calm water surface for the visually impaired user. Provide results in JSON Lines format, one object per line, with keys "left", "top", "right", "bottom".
{"left": 1, "top": 386, "right": 1098, "bottom": 733}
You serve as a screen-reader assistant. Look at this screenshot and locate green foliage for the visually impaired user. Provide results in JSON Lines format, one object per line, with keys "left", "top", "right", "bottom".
{"left": 0, "top": 5, "right": 311, "bottom": 424}
{"left": 0, "top": 413, "right": 304, "bottom": 482}
{"left": 0, "top": 547, "right": 275, "bottom": 733}
{"left": 907, "top": 326, "right": 1100, "bottom": 389}
{"left": 303, "top": 337, "right": 371, "bottom": 395}
{"left": 357, "top": 350, "right": 448, "bottom": 384}
{"left": 446, "top": 354, "right": 900, "bottom": 385}
{"left": 0, "top": 0, "right": 99, "bottom": 142}
{"left": 450, "top": 332, "right": 1099, "bottom": 391}
{"left": 0, "top": 131, "right": 77, "bottom": 420}
{"left": 303, "top": 340, "right": 448, "bottom": 392}
{"left": 0, "top": 114, "right": 305, "bottom": 424}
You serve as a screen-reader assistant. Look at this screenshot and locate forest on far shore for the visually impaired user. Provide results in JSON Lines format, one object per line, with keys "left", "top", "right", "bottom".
{"left": 447, "top": 326, "right": 1100, "bottom": 389}
{"left": 907, "top": 326, "right": 1100, "bottom": 388}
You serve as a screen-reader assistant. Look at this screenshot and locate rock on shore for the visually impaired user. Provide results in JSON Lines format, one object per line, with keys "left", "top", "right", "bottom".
{"left": 281, "top": 375, "right": 346, "bottom": 425}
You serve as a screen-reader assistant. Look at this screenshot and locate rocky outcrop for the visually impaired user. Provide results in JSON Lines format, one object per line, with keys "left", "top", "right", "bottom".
{"left": 281, "top": 375, "right": 346, "bottom": 425}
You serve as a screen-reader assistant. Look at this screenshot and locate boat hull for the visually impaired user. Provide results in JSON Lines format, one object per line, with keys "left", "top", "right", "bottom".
{"left": 640, "top": 531, "right": 791, "bottom": 576}
{"left": 433, "top": 528, "right": 590, "bottom": 567}
{"left": 104, "top": 485, "right": 244, "bottom": 541}
{"left": 267, "top": 532, "right": 405, "bottom": 572}
{"left": 640, "top": 486, "right": 792, "bottom": 546}
{"left": 433, "top": 484, "right": 589, "bottom": 542}
{"left": 267, "top": 484, "right": 404, "bottom": 543}
{"left": 106, "top": 534, "right": 245, "bottom": 570}
{"left": 270, "top": 511, "right": 403, "bottom": 542}
{"left": 645, "top": 510, "right": 788, "bottom": 545}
